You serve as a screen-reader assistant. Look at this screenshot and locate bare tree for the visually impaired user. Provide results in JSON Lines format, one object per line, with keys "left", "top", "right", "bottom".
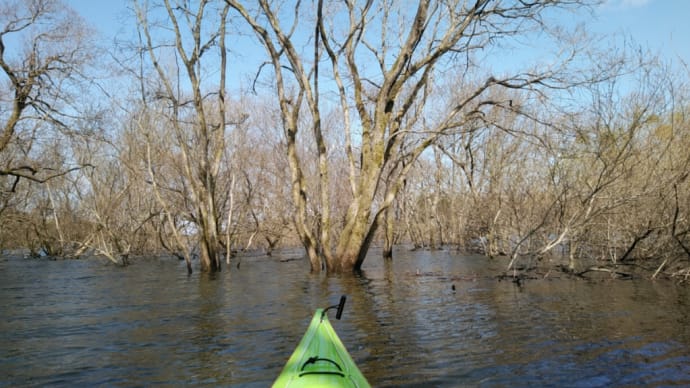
{"left": 68, "top": 128, "right": 163, "bottom": 266}
{"left": 226, "top": 0, "right": 593, "bottom": 273}
{"left": 225, "top": 102, "right": 296, "bottom": 256}
{"left": 0, "top": 0, "right": 93, "bottom": 190}
{"left": 133, "top": 0, "right": 232, "bottom": 273}
{"left": 0, "top": 0, "right": 94, "bottom": 253}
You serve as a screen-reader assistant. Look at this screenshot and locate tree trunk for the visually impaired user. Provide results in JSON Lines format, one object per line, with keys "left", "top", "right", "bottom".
{"left": 199, "top": 237, "right": 221, "bottom": 272}
{"left": 336, "top": 216, "right": 370, "bottom": 272}
{"left": 568, "top": 239, "right": 579, "bottom": 272}
{"left": 382, "top": 205, "right": 395, "bottom": 260}
{"left": 199, "top": 201, "right": 222, "bottom": 272}
{"left": 334, "top": 178, "right": 378, "bottom": 272}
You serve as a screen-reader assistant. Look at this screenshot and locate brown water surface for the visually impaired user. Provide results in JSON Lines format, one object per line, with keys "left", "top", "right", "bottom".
{"left": 1, "top": 248, "right": 689, "bottom": 387}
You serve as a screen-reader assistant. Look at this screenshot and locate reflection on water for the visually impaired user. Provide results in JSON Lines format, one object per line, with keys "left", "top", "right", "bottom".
{"left": 1, "top": 249, "right": 690, "bottom": 387}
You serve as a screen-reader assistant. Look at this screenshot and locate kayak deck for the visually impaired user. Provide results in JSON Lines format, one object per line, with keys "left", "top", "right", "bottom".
{"left": 272, "top": 308, "right": 370, "bottom": 388}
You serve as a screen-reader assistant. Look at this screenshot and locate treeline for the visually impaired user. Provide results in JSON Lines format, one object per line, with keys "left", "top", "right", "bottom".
{"left": 1, "top": 0, "right": 689, "bottom": 280}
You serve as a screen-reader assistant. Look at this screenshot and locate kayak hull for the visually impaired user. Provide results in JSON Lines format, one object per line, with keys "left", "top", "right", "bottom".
{"left": 272, "top": 309, "right": 370, "bottom": 388}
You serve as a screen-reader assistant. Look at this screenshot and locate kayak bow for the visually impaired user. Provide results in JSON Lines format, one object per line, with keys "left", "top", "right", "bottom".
{"left": 272, "top": 298, "right": 370, "bottom": 388}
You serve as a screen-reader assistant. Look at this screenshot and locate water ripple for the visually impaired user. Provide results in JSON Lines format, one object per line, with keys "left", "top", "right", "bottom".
{"left": 1, "top": 251, "right": 690, "bottom": 386}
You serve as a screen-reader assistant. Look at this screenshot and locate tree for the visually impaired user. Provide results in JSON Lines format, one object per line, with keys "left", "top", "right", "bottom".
{"left": 133, "top": 0, "right": 232, "bottom": 273}
{"left": 225, "top": 99, "right": 296, "bottom": 256}
{"left": 227, "top": 0, "right": 591, "bottom": 272}
{"left": 69, "top": 128, "right": 162, "bottom": 266}
{"left": 0, "top": 0, "right": 94, "bottom": 236}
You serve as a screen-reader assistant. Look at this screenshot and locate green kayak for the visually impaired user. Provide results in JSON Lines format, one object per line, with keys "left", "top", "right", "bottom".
{"left": 272, "top": 297, "right": 370, "bottom": 388}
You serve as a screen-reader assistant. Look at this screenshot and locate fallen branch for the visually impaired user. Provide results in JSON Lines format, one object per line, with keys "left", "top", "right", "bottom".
{"left": 577, "top": 266, "right": 632, "bottom": 279}
{"left": 652, "top": 258, "right": 668, "bottom": 280}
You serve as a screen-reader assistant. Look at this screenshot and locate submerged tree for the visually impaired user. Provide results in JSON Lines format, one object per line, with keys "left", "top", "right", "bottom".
{"left": 133, "top": 0, "right": 232, "bottom": 273}
{"left": 227, "top": 0, "right": 593, "bottom": 273}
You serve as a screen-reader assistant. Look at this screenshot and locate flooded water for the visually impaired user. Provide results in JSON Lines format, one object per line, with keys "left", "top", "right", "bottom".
{"left": 2, "top": 248, "right": 690, "bottom": 387}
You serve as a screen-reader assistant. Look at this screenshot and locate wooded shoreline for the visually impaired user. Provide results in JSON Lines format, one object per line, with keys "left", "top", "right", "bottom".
{"left": 2, "top": 1, "right": 689, "bottom": 278}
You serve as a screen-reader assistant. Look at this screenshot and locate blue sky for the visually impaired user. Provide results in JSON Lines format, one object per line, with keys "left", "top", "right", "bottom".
{"left": 68, "top": 0, "right": 689, "bottom": 75}
{"left": 594, "top": 0, "right": 689, "bottom": 64}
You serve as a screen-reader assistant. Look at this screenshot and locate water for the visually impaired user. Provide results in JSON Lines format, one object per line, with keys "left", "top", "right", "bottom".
{"left": 2, "top": 248, "right": 690, "bottom": 387}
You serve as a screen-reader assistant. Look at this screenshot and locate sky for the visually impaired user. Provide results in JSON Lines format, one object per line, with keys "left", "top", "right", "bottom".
{"left": 68, "top": 0, "right": 690, "bottom": 64}
{"left": 66, "top": 0, "right": 689, "bottom": 89}
{"left": 593, "top": 0, "right": 689, "bottom": 65}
